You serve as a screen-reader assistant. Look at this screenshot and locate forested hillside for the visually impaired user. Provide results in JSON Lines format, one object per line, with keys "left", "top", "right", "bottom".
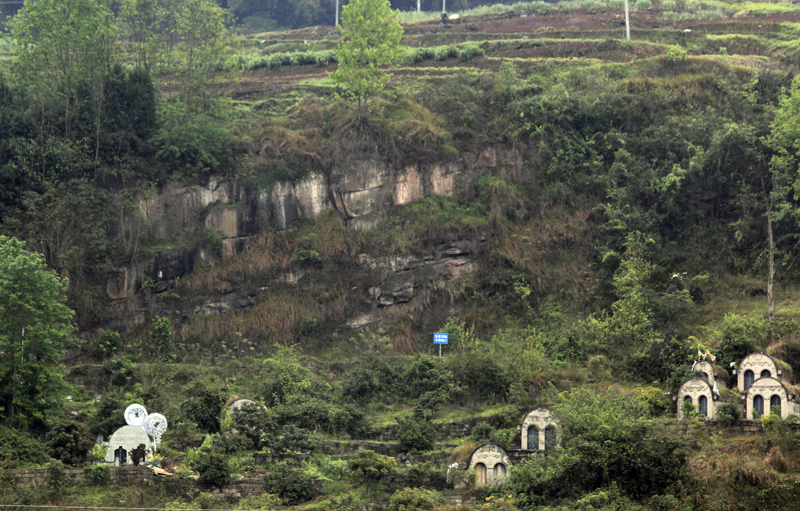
{"left": 3, "top": 0, "right": 800, "bottom": 509}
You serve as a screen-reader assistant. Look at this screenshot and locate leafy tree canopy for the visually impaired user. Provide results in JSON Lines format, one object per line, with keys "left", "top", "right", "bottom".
{"left": 0, "top": 236, "right": 75, "bottom": 428}
{"left": 330, "top": 0, "right": 403, "bottom": 113}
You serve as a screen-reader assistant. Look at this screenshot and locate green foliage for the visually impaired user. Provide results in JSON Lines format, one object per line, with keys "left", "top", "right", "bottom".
{"left": 45, "top": 460, "right": 67, "bottom": 499}
{"left": 434, "top": 45, "right": 460, "bottom": 61}
{"left": 349, "top": 449, "right": 397, "bottom": 483}
{"left": 299, "top": 318, "right": 318, "bottom": 335}
{"left": 151, "top": 99, "right": 240, "bottom": 178}
{"left": 715, "top": 314, "right": 766, "bottom": 367}
{"left": 263, "top": 461, "right": 314, "bottom": 505}
{"left": 153, "top": 316, "right": 173, "bottom": 361}
{"left": 194, "top": 452, "right": 231, "bottom": 487}
{"left": 0, "top": 236, "right": 75, "bottom": 426}
{"left": 181, "top": 387, "right": 224, "bottom": 434}
{"left": 45, "top": 420, "right": 92, "bottom": 465}
{"left": 230, "top": 402, "right": 275, "bottom": 450}
{"left": 272, "top": 424, "right": 313, "bottom": 454}
{"left": 291, "top": 248, "right": 322, "bottom": 268}
{"left": 396, "top": 409, "right": 437, "bottom": 453}
{"left": 330, "top": 0, "right": 403, "bottom": 112}
{"left": 716, "top": 402, "right": 741, "bottom": 426}
{"left": 89, "top": 464, "right": 110, "bottom": 485}
{"left": 388, "top": 487, "right": 445, "bottom": 511}
{"left": 0, "top": 425, "right": 48, "bottom": 468}
{"left": 94, "top": 329, "right": 123, "bottom": 359}
{"left": 511, "top": 388, "right": 687, "bottom": 507}
{"left": 469, "top": 421, "right": 496, "bottom": 443}
{"left": 666, "top": 45, "right": 687, "bottom": 62}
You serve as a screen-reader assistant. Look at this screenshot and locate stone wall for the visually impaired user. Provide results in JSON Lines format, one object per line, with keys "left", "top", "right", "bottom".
{"left": 5, "top": 465, "right": 152, "bottom": 488}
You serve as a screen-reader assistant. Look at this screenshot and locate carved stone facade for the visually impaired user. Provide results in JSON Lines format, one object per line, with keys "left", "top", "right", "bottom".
{"left": 519, "top": 408, "right": 559, "bottom": 451}
{"left": 468, "top": 444, "right": 510, "bottom": 487}
{"left": 735, "top": 353, "right": 782, "bottom": 392}
{"left": 676, "top": 378, "right": 716, "bottom": 420}
{"left": 745, "top": 377, "right": 800, "bottom": 419}
{"left": 694, "top": 360, "right": 724, "bottom": 389}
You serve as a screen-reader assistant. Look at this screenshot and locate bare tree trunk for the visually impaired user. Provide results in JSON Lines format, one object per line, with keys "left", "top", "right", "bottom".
{"left": 768, "top": 209, "right": 775, "bottom": 324}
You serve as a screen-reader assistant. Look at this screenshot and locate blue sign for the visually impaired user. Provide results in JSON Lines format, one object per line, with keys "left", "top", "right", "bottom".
{"left": 434, "top": 333, "right": 449, "bottom": 345}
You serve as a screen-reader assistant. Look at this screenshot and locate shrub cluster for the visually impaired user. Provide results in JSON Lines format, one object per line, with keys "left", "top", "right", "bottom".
{"left": 245, "top": 50, "right": 337, "bottom": 70}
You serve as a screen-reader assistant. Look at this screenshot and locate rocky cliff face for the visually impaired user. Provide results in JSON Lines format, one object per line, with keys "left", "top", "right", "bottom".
{"left": 106, "top": 146, "right": 523, "bottom": 335}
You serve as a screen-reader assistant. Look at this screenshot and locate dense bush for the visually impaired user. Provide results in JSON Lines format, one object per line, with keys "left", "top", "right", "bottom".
{"left": 272, "top": 425, "right": 313, "bottom": 454}
{"left": 348, "top": 449, "right": 397, "bottom": 483}
{"left": 0, "top": 425, "right": 48, "bottom": 468}
{"left": 388, "top": 487, "right": 445, "bottom": 511}
{"left": 396, "top": 410, "right": 437, "bottom": 453}
{"left": 434, "top": 45, "right": 460, "bottom": 61}
{"left": 230, "top": 403, "right": 276, "bottom": 450}
{"left": 181, "top": 387, "right": 224, "bottom": 434}
{"left": 716, "top": 402, "right": 741, "bottom": 426}
{"left": 45, "top": 420, "right": 93, "bottom": 465}
{"left": 94, "top": 329, "right": 123, "bottom": 358}
{"left": 195, "top": 452, "right": 231, "bottom": 487}
{"left": 89, "top": 464, "right": 110, "bottom": 485}
{"left": 715, "top": 314, "right": 766, "bottom": 367}
{"left": 458, "top": 45, "right": 485, "bottom": 61}
{"left": 263, "top": 462, "right": 314, "bottom": 505}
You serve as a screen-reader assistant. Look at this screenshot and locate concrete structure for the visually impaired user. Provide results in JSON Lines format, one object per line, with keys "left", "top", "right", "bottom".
{"left": 676, "top": 378, "right": 717, "bottom": 420}
{"left": 468, "top": 444, "right": 510, "bottom": 487}
{"left": 745, "top": 376, "right": 800, "bottom": 419}
{"left": 105, "top": 426, "right": 152, "bottom": 465}
{"left": 519, "top": 408, "right": 559, "bottom": 451}
{"left": 695, "top": 360, "right": 725, "bottom": 389}
{"left": 735, "top": 353, "right": 783, "bottom": 392}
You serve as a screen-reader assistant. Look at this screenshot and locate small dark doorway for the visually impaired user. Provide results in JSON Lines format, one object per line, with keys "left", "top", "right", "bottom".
{"left": 698, "top": 395, "right": 708, "bottom": 417}
{"left": 744, "top": 370, "right": 755, "bottom": 390}
{"left": 753, "top": 395, "right": 765, "bottom": 418}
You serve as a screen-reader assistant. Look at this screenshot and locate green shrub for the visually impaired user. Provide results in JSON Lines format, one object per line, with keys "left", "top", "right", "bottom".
{"left": 194, "top": 452, "right": 231, "bottom": 488}
{"left": 153, "top": 316, "right": 172, "bottom": 361}
{"left": 194, "top": 492, "right": 223, "bottom": 509}
{"left": 409, "top": 47, "right": 435, "bottom": 63}
{"left": 404, "top": 462, "right": 447, "bottom": 489}
{"left": 291, "top": 248, "right": 322, "bottom": 268}
{"left": 715, "top": 314, "right": 766, "bottom": 367}
{"left": 45, "top": 460, "right": 67, "bottom": 499}
{"left": 666, "top": 45, "right": 687, "bottom": 61}
{"left": 46, "top": 420, "right": 93, "bottom": 465}
{"left": 230, "top": 403, "right": 276, "bottom": 450}
{"left": 434, "top": 45, "right": 459, "bottom": 61}
{"left": 212, "top": 433, "right": 252, "bottom": 455}
{"left": 469, "top": 422, "right": 496, "bottom": 443}
{"left": 300, "top": 317, "right": 318, "bottom": 335}
{"left": 716, "top": 402, "right": 740, "bottom": 426}
{"left": 263, "top": 462, "right": 314, "bottom": 505}
{"left": 0, "top": 425, "right": 48, "bottom": 468}
{"left": 235, "top": 493, "right": 282, "bottom": 510}
{"left": 636, "top": 0, "right": 651, "bottom": 7}
{"left": 94, "top": 329, "right": 123, "bottom": 358}
{"left": 661, "top": 0, "right": 677, "bottom": 8}
{"left": 348, "top": 449, "right": 397, "bottom": 483}
{"left": 458, "top": 45, "right": 485, "bottom": 62}
{"left": 181, "top": 387, "right": 224, "bottom": 434}
{"left": 89, "top": 464, "right": 110, "bottom": 485}
{"left": 388, "top": 488, "right": 445, "bottom": 511}
{"left": 396, "top": 410, "right": 436, "bottom": 453}
{"left": 272, "top": 425, "right": 313, "bottom": 454}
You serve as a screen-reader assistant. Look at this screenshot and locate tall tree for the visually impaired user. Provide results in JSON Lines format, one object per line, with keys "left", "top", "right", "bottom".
{"left": 8, "top": 0, "right": 118, "bottom": 139}
{"left": 0, "top": 236, "right": 75, "bottom": 426}
{"left": 766, "top": 76, "right": 800, "bottom": 323}
{"left": 330, "top": 0, "right": 403, "bottom": 116}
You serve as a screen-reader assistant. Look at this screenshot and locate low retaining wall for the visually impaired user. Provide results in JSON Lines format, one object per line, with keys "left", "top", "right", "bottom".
{"left": 3, "top": 466, "right": 265, "bottom": 498}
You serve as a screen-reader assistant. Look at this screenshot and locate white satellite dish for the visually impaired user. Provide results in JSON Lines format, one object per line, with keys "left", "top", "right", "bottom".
{"left": 144, "top": 413, "right": 168, "bottom": 451}
{"left": 124, "top": 404, "right": 148, "bottom": 427}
